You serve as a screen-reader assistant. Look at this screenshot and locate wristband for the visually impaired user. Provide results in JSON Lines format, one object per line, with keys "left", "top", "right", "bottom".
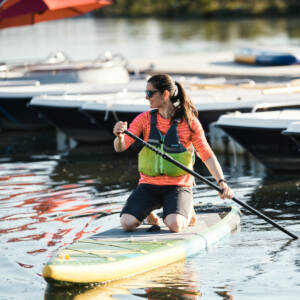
{"left": 218, "top": 179, "right": 227, "bottom": 185}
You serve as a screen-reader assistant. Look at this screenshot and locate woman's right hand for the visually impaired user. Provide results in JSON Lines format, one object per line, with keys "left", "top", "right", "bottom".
{"left": 113, "top": 121, "right": 127, "bottom": 138}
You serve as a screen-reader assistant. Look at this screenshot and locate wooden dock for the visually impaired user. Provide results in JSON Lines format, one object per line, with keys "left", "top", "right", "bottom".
{"left": 128, "top": 52, "right": 300, "bottom": 81}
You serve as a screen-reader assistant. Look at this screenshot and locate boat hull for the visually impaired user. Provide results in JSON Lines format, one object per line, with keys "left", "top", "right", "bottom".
{"left": 82, "top": 107, "right": 252, "bottom": 142}
{"left": 0, "top": 96, "right": 49, "bottom": 129}
{"left": 29, "top": 104, "right": 112, "bottom": 143}
{"left": 6, "top": 64, "right": 129, "bottom": 85}
{"left": 218, "top": 125, "right": 300, "bottom": 170}
{"left": 282, "top": 122, "right": 300, "bottom": 148}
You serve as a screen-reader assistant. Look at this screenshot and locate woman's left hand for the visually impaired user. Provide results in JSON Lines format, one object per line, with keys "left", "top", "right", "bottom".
{"left": 218, "top": 181, "right": 234, "bottom": 200}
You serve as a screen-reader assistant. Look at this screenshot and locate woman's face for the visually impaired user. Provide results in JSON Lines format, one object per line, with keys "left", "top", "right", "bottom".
{"left": 145, "top": 82, "right": 165, "bottom": 109}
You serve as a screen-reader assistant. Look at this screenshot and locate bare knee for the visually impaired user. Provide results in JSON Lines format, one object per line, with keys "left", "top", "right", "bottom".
{"left": 120, "top": 214, "right": 141, "bottom": 232}
{"left": 164, "top": 214, "right": 187, "bottom": 233}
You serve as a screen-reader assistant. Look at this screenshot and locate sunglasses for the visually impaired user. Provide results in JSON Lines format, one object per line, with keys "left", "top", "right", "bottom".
{"left": 145, "top": 90, "right": 160, "bottom": 98}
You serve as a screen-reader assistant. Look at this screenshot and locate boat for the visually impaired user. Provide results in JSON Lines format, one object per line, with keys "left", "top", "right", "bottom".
{"left": 81, "top": 87, "right": 300, "bottom": 141}
{"left": 29, "top": 89, "right": 146, "bottom": 143}
{"left": 216, "top": 109, "right": 300, "bottom": 170}
{"left": 209, "top": 100, "right": 300, "bottom": 154}
{"left": 30, "top": 86, "right": 259, "bottom": 143}
{"left": 28, "top": 77, "right": 246, "bottom": 142}
{"left": 234, "top": 48, "right": 298, "bottom": 66}
{"left": 0, "top": 80, "right": 142, "bottom": 130}
{"left": 0, "top": 51, "right": 129, "bottom": 85}
{"left": 0, "top": 80, "right": 40, "bottom": 87}
{"left": 43, "top": 202, "right": 240, "bottom": 285}
{"left": 0, "top": 51, "right": 67, "bottom": 72}
{"left": 29, "top": 79, "right": 300, "bottom": 143}
{"left": 282, "top": 122, "right": 300, "bottom": 147}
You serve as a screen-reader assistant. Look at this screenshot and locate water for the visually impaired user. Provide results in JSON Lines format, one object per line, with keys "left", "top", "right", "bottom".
{"left": 0, "top": 17, "right": 300, "bottom": 300}
{"left": 1, "top": 17, "right": 300, "bottom": 62}
{"left": 0, "top": 130, "right": 299, "bottom": 300}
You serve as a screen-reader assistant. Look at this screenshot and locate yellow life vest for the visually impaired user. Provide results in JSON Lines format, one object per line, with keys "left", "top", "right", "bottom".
{"left": 138, "top": 110, "right": 194, "bottom": 177}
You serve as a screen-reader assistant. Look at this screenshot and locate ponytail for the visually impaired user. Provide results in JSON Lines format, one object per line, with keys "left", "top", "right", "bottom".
{"left": 171, "top": 81, "right": 198, "bottom": 131}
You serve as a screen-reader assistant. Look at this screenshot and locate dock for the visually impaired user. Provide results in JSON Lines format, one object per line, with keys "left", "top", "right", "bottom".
{"left": 128, "top": 52, "right": 300, "bottom": 81}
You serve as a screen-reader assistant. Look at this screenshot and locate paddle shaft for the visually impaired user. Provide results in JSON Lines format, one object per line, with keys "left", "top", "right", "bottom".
{"left": 124, "top": 130, "right": 298, "bottom": 240}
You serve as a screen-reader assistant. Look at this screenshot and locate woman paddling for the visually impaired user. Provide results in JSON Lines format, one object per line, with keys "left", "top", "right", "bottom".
{"left": 113, "top": 74, "right": 233, "bottom": 233}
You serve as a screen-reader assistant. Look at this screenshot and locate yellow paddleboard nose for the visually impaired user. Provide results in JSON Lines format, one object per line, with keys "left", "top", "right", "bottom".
{"left": 43, "top": 265, "right": 52, "bottom": 278}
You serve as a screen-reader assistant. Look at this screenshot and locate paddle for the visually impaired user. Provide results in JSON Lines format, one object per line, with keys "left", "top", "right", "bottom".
{"left": 124, "top": 129, "right": 298, "bottom": 240}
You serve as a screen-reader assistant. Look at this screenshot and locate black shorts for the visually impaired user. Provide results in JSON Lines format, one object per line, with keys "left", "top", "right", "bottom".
{"left": 121, "top": 184, "right": 193, "bottom": 222}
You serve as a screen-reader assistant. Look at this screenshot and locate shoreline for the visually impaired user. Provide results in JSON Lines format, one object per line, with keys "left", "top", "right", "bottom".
{"left": 94, "top": 13, "right": 300, "bottom": 20}
{"left": 95, "top": 4, "right": 300, "bottom": 19}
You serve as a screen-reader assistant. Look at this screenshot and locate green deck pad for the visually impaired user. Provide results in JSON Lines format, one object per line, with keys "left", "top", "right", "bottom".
{"left": 90, "top": 217, "right": 210, "bottom": 241}
{"left": 48, "top": 238, "right": 184, "bottom": 265}
{"left": 90, "top": 203, "right": 233, "bottom": 242}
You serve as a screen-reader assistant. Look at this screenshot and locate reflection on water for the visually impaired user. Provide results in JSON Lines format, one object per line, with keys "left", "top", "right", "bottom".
{"left": 0, "top": 129, "right": 57, "bottom": 160}
{"left": 158, "top": 18, "right": 293, "bottom": 43}
{"left": 250, "top": 175, "right": 300, "bottom": 220}
{"left": 52, "top": 144, "right": 140, "bottom": 190}
{"left": 45, "top": 260, "right": 202, "bottom": 300}
{"left": 1, "top": 17, "right": 300, "bottom": 62}
{"left": 1, "top": 15, "right": 300, "bottom": 300}
{"left": 0, "top": 142, "right": 134, "bottom": 299}
{"left": 188, "top": 229, "right": 300, "bottom": 300}
{"left": 0, "top": 133, "right": 299, "bottom": 299}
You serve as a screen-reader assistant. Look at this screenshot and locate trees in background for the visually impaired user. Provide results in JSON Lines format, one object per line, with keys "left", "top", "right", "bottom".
{"left": 95, "top": 0, "right": 300, "bottom": 17}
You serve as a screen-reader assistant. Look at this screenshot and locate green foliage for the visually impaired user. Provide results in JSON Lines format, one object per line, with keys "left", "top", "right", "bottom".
{"left": 95, "top": 0, "right": 300, "bottom": 17}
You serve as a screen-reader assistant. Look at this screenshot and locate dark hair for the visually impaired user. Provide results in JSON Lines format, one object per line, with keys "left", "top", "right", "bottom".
{"left": 147, "top": 74, "right": 198, "bottom": 130}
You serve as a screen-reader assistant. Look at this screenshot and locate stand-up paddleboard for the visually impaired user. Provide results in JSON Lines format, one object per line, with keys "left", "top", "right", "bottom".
{"left": 43, "top": 203, "right": 240, "bottom": 285}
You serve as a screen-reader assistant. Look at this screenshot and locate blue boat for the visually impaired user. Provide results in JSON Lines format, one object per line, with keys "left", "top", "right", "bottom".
{"left": 234, "top": 48, "right": 297, "bottom": 66}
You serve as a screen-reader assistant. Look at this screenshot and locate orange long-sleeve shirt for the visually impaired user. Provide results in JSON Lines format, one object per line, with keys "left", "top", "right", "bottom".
{"left": 124, "top": 110, "right": 213, "bottom": 187}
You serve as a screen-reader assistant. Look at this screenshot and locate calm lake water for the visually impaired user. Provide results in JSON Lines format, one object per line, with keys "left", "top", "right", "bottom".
{"left": 0, "top": 17, "right": 300, "bottom": 300}
{"left": 1, "top": 16, "right": 300, "bottom": 62}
